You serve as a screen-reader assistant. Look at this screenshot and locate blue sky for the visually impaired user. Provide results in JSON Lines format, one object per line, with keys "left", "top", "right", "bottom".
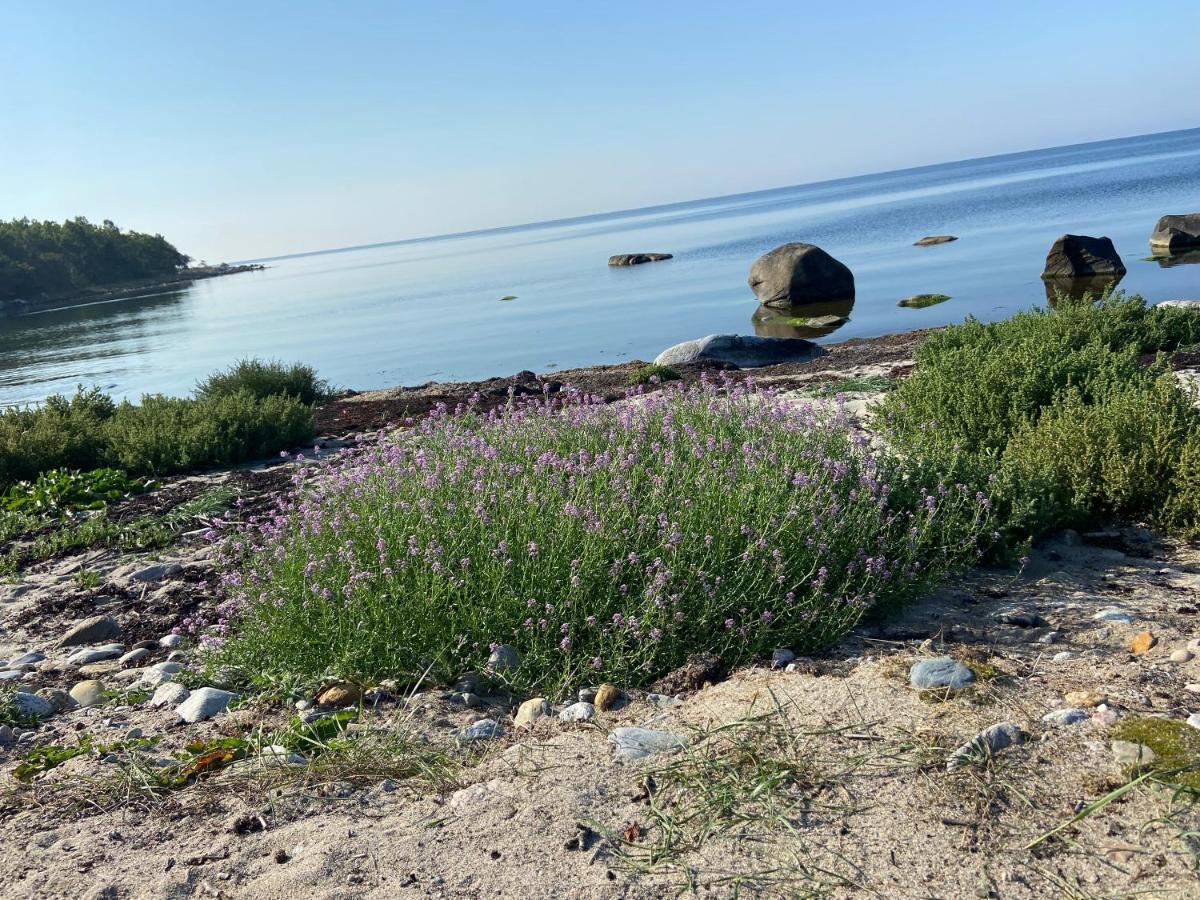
{"left": 2, "top": 1, "right": 1197, "bottom": 261}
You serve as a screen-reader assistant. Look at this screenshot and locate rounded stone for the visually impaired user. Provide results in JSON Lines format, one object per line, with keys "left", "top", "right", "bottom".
{"left": 69, "top": 679, "right": 106, "bottom": 708}
{"left": 909, "top": 658, "right": 975, "bottom": 691}
{"left": 514, "top": 698, "right": 551, "bottom": 729}
{"left": 486, "top": 644, "right": 520, "bottom": 673}
{"left": 1170, "top": 649, "right": 1194, "bottom": 663}
{"left": 594, "top": 683, "right": 624, "bottom": 711}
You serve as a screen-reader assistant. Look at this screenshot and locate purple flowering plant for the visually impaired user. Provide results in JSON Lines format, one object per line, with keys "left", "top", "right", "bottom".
{"left": 206, "top": 375, "right": 993, "bottom": 692}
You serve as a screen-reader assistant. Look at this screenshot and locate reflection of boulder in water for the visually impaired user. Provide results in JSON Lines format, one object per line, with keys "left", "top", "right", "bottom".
{"left": 751, "top": 298, "right": 854, "bottom": 339}
{"left": 1153, "top": 249, "right": 1200, "bottom": 268}
{"left": 1044, "top": 274, "right": 1123, "bottom": 306}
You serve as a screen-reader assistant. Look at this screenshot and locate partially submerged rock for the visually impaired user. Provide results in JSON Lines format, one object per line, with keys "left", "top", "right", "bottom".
{"left": 748, "top": 242, "right": 855, "bottom": 308}
{"left": 653, "top": 334, "right": 822, "bottom": 369}
{"left": 914, "top": 235, "right": 957, "bottom": 246}
{"left": 1041, "top": 234, "right": 1126, "bottom": 279}
{"left": 1149, "top": 213, "right": 1200, "bottom": 253}
{"left": 897, "top": 293, "right": 951, "bottom": 309}
{"left": 608, "top": 253, "right": 673, "bottom": 266}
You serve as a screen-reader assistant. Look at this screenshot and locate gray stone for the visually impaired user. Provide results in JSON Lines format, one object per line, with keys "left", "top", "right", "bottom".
{"left": 608, "top": 253, "right": 673, "bottom": 266}
{"left": 66, "top": 643, "right": 125, "bottom": 666}
{"left": 159, "top": 633, "right": 185, "bottom": 649}
{"left": 609, "top": 726, "right": 687, "bottom": 761}
{"left": 458, "top": 692, "right": 482, "bottom": 709}
{"left": 1042, "top": 708, "right": 1089, "bottom": 728}
{"left": 1041, "top": 234, "right": 1126, "bottom": 279}
{"left": 646, "top": 693, "right": 682, "bottom": 708}
{"left": 654, "top": 334, "right": 822, "bottom": 369}
{"left": 0, "top": 670, "right": 22, "bottom": 682}
{"left": 69, "top": 679, "right": 106, "bottom": 708}
{"left": 770, "top": 648, "right": 795, "bottom": 669}
{"left": 514, "top": 698, "right": 551, "bottom": 728}
{"left": 487, "top": 644, "right": 520, "bottom": 673}
{"left": 1112, "top": 740, "right": 1157, "bottom": 767}
{"left": 37, "top": 688, "right": 72, "bottom": 713}
{"left": 459, "top": 719, "right": 504, "bottom": 741}
{"left": 947, "top": 722, "right": 1024, "bottom": 770}
{"left": 129, "top": 562, "right": 183, "bottom": 583}
{"left": 1052, "top": 651, "right": 1076, "bottom": 662}
{"left": 996, "top": 610, "right": 1044, "bottom": 628}
{"left": 149, "top": 661, "right": 184, "bottom": 675}
{"left": 119, "top": 648, "right": 150, "bottom": 666}
{"left": 1038, "top": 631, "right": 1062, "bottom": 644}
{"left": 0, "top": 724, "right": 12, "bottom": 745}
{"left": 1150, "top": 213, "right": 1200, "bottom": 252}
{"left": 909, "top": 657, "right": 976, "bottom": 691}
{"left": 578, "top": 686, "right": 598, "bottom": 704}
{"left": 175, "top": 687, "right": 233, "bottom": 723}
{"left": 914, "top": 235, "right": 957, "bottom": 246}
{"left": 1170, "top": 649, "right": 1194, "bottom": 663}
{"left": 9, "top": 651, "right": 46, "bottom": 668}
{"left": 748, "top": 242, "right": 855, "bottom": 308}
{"left": 58, "top": 615, "right": 120, "bottom": 648}
{"left": 1186, "top": 713, "right": 1200, "bottom": 730}
{"left": 10, "top": 691, "right": 52, "bottom": 719}
{"left": 558, "top": 701, "right": 596, "bottom": 722}
{"left": 1092, "top": 607, "right": 1134, "bottom": 624}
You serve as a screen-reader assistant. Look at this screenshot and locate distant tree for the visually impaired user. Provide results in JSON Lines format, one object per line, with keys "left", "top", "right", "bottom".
{"left": 0, "top": 217, "right": 189, "bottom": 302}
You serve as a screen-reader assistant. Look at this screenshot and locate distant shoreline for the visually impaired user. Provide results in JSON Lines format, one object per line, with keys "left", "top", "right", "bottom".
{"left": 0, "top": 264, "right": 266, "bottom": 320}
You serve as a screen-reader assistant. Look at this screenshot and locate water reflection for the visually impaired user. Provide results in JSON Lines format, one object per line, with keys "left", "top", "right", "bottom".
{"left": 1153, "top": 250, "right": 1200, "bottom": 268}
{"left": 751, "top": 298, "right": 854, "bottom": 339}
{"left": 1043, "top": 275, "right": 1123, "bottom": 306}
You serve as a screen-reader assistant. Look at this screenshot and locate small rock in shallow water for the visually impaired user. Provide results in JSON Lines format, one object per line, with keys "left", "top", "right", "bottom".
{"left": 1042, "top": 708, "right": 1089, "bottom": 728}
{"left": 770, "top": 648, "right": 795, "bottom": 669}
{"left": 909, "top": 657, "right": 975, "bottom": 691}
{"left": 459, "top": 719, "right": 504, "bottom": 741}
{"left": 58, "top": 615, "right": 121, "bottom": 648}
{"left": 175, "top": 687, "right": 232, "bottom": 722}
{"left": 595, "top": 683, "right": 624, "bottom": 711}
{"left": 487, "top": 644, "right": 520, "bottom": 673}
{"left": 514, "top": 698, "right": 551, "bottom": 728}
{"left": 609, "top": 727, "right": 687, "bottom": 761}
{"left": 947, "top": 722, "right": 1024, "bottom": 770}
{"left": 69, "top": 679, "right": 106, "bottom": 708}
{"left": 1112, "top": 740, "right": 1157, "bottom": 767}
{"left": 558, "top": 702, "right": 596, "bottom": 722}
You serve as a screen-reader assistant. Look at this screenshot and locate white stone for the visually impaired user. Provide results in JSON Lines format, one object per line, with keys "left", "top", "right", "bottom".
{"left": 66, "top": 643, "right": 124, "bottom": 666}
{"left": 608, "top": 727, "right": 686, "bottom": 761}
{"left": 149, "top": 682, "right": 189, "bottom": 708}
{"left": 69, "top": 679, "right": 106, "bottom": 708}
{"left": 159, "top": 634, "right": 185, "bottom": 648}
{"left": 557, "top": 702, "right": 596, "bottom": 723}
{"left": 175, "top": 687, "right": 234, "bottom": 723}
{"left": 119, "top": 648, "right": 150, "bottom": 666}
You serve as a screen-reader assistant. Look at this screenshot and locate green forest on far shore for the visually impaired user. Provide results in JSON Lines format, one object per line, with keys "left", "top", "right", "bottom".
{"left": 0, "top": 217, "right": 190, "bottom": 303}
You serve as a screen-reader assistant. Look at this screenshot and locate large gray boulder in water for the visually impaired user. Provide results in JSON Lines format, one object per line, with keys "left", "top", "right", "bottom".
{"left": 1150, "top": 214, "right": 1200, "bottom": 253}
{"left": 654, "top": 334, "right": 823, "bottom": 368}
{"left": 1041, "top": 234, "right": 1126, "bottom": 279}
{"left": 748, "top": 243, "right": 854, "bottom": 308}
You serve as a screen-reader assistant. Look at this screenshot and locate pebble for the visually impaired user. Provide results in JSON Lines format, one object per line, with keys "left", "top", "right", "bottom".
{"left": 1092, "top": 608, "right": 1134, "bottom": 624}
{"left": 947, "top": 722, "right": 1024, "bottom": 770}
{"left": 996, "top": 610, "right": 1044, "bottom": 628}
{"left": 770, "top": 648, "right": 796, "bottom": 669}
{"left": 295, "top": 699, "right": 313, "bottom": 711}
{"left": 66, "top": 644, "right": 125, "bottom": 666}
{"left": 514, "top": 698, "right": 551, "bottom": 728}
{"left": 1186, "top": 683, "right": 1200, "bottom": 694}
{"left": 1186, "top": 713, "right": 1200, "bottom": 730}
{"left": 9, "top": 651, "right": 46, "bottom": 669}
{"left": 78, "top": 661, "right": 121, "bottom": 677}
{"left": 1042, "top": 708, "right": 1089, "bottom": 728}
{"left": 1112, "top": 740, "right": 1157, "bottom": 767}
{"left": 594, "top": 683, "right": 624, "bottom": 711}
{"left": 1038, "top": 631, "right": 1061, "bottom": 645}
{"left": 149, "top": 682, "right": 190, "bottom": 709}
{"left": 646, "top": 693, "right": 681, "bottom": 708}
{"left": 1052, "top": 651, "right": 1076, "bottom": 662}
{"left": 578, "top": 686, "right": 598, "bottom": 704}
{"left": 118, "top": 648, "right": 150, "bottom": 667}
{"left": 159, "top": 634, "right": 185, "bottom": 649}
{"left": 316, "top": 682, "right": 362, "bottom": 707}
{"left": 458, "top": 692, "right": 481, "bottom": 708}
{"left": 37, "top": 688, "right": 72, "bottom": 713}
{"left": 609, "top": 727, "right": 687, "bottom": 761}
{"left": 58, "top": 615, "right": 121, "bottom": 648}
{"left": 1170, "top": 649, "right": 1194, "bottom": 663}
{"left": 69, "top": 679, "right": 106, "bottom": 708}
{"left": 1065, "top": 690, "right": 1106, "bottom": 708}
{"left": 558, "top": 702, "right": 596, "bottom": 722}
{"left": 459, "top": 719, "right": 504, "bottom": 741}
{"left": 1093, "top": 707, "right": 1121, "bottom": 726}
{"left": 125, "top": 727, "right": 143, "bottom": 740}
{"left": 1130, "top": 632, "right": 1156, "bottom": 655}
{"left": 909, "top": 657, "right": 975, "bottom": 691}
{"left": 0, "top": 670, "right": 23, "bottom": 682}
{"left": 148, "top": 661, "right": 184, "bottom": 675}
{"left": 380, "top": 778, "right": 397, "bottom": 793}
{"left": 176, "top": 687, "right": 234, "bottom": 723}
{"left": 0, "top": 725, "right": 12, "bottom": 745}
{"left": 256, "top": 745, "right": 306, "bottom": 765}
{"left": 486, "top": 644, "right": 520, "bottom": 672}
{"left": 133, "top": 669, "right": 174, "bottom": 690}
{"left": 10, "top": 691, "right": 53, "bottom": 719}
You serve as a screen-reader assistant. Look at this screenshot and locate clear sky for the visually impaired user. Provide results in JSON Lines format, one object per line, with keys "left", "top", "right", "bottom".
{"left": 3, "top": 1, "right": 1197, "bottom": 262}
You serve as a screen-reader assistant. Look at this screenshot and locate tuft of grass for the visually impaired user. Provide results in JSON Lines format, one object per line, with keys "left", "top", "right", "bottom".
{"left": 627, "top": 364, "right": 682, "bottom": 386}
{"left": 801, "top": 375, "right": 894, "bottom": 398}
{"left": 196, "top": 359, "right": 331, "bottom": 406}
{"left": 210, "top": 378, "right": 994, "bottom": 694}
{"left": 898, "top": 294, "right": 951, "bottom": 309}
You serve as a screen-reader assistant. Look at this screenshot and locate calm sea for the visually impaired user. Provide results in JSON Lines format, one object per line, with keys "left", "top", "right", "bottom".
{"left": 3, "top": 128, "right": 1200, "bottom": 406}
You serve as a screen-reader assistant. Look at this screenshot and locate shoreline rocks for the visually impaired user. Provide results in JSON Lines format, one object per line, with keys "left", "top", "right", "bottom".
{"left": 1041, "top": 234, "right": 1126, "bottom": 279}
{"left": 748, "top": 242, "right": 854, "bottom": 308}
{"left": 1149, "top": 213, "right": 1200, "bottom": 253}
{"left": 914, "top": 235, "right": 957, "bottom": 246}
{"left": 654, "top": 334, "right": 823, "bottom": 368}
{"left": 608, "top": 253, "right": 672, "bottom": 266}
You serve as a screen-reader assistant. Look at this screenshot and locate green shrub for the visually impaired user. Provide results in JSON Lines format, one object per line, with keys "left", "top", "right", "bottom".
{"left": 1166, "top": 429, "right": 1200, "bottom": 538}
{"left": 105, "top": 391, "right": 314, "bottom": 474}
{"left": 0, "top": 387, "right": 115, "bottom": 485}
{"left": 628, "top": 364, "right": 682, "bottom": 386}
{"left": 209, "top": 381, "right": 994, "bottom": 692}
{"left": 2, "top": 467, "right": 154, "bottom": 515}
{"left": 196, "top": 359, "right": 330, "bottom": 405}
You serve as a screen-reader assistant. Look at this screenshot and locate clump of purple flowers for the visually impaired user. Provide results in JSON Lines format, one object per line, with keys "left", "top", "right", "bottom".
{"left": 209, "top": 375, "right": 994, "bottom": 691}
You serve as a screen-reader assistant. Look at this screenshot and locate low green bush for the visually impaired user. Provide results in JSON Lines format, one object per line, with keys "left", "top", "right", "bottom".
{"left": 196, "top": 359, "right": 330, "bottom": 405}
{"left": 628, "top": 364, "right": 682, "bottom": 386}
{"left": 2, "top": 467, "right": 154, "bottom": 515}
{"left": 0, "top": 388, "right": 115, "bottom": 486}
